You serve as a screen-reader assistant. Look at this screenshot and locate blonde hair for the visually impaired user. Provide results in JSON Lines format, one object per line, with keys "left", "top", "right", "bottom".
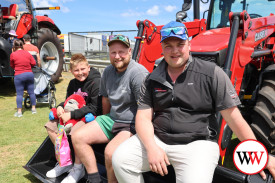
{"left": 70, "top": 53, "right": 89, "bottom": 70}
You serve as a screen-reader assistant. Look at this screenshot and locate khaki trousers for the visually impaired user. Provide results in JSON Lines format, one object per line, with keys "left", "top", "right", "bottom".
{"left": 112, "top": 134, "right": 219, "bottom": 183}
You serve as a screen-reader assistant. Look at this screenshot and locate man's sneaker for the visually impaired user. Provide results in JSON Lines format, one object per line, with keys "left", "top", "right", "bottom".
{"left": 14, "top": 112, "right": 23, "bottom": 117}
{"left": 31, "top": 109, "right": 37, "bottom": 114}
{"left": 61, "top": 164, "right": 85, "bottom": 183}
{"left": 46, "top": 163, "right": 73, "bottom": 178}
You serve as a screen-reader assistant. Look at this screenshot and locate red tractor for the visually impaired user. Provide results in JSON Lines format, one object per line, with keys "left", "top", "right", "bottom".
{"left": 0, "top": 0, "right": 63, "bottom": 82}
{"left": 25, "top": 0, "right": 275, "bottom": 182}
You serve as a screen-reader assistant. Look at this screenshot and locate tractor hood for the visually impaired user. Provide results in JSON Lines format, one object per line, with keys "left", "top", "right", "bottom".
{"left": 190, "top": 27, "right": 230, "bottom": 52}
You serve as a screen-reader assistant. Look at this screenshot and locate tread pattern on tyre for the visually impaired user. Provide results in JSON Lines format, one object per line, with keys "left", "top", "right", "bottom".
{"left": 251, "top": 73, "right": 275, "bottom": 154}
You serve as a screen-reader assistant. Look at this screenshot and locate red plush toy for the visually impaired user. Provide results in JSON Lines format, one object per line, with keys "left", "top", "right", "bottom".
{"left": 49, "top": 89, "right": 94, "bottom": 133}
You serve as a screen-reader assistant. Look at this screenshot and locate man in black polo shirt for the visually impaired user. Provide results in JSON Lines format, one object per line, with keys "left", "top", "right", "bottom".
{"left": 112, "top": 21, "right": 275, "bottom": 183}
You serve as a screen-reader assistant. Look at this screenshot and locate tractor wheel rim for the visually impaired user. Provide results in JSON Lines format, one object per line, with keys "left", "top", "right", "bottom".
{"left": 40, "top": 42, "right": 59, "bottom": 75}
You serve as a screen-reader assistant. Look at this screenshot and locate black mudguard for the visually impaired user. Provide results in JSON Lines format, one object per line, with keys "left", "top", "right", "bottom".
{"left": 0, "top": 37, "right": 13, "bottom": 77}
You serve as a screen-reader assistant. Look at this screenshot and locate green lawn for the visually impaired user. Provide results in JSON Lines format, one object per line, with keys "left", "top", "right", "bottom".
{"left": 0, "top": 72, "right": 72, "bottom": 183}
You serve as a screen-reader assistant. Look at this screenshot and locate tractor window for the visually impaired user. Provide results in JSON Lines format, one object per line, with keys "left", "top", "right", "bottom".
{"left": 1, "top": 1, "right": 28, "bottom": 12}
{"left": 209, "top": 0, "right": 275, "bottom": 29}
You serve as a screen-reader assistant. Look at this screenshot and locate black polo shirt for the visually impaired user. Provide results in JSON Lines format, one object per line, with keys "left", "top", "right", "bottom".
{"left": 138, "top": 56, "right": 241, "bottom": 145}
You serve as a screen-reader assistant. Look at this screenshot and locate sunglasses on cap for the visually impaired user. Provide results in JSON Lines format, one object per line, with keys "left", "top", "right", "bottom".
{"left": 160, "top": 26, "right": 187, "bottom": 37}
{"left": 109, "top": 35, "right": 129, "bottom": 42}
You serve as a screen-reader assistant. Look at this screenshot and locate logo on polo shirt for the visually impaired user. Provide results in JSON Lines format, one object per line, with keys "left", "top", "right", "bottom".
{"left": 154, "top": 88, "right": 167, "bottom": 92}
{"left": 229, "top": 89, "right": 238, "bottom": 99}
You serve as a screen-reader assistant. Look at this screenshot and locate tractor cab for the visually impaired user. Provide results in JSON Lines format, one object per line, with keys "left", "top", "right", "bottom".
{"left": 207, "top": 0, "right": 275, "bottom": 29}
{"left": 0, "top": 1, "right": 32, "bottom": 39}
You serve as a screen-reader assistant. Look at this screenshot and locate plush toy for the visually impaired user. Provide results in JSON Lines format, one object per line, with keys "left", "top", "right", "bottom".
{"left": 49, "top": 89, "right": 95, "bottom": 133}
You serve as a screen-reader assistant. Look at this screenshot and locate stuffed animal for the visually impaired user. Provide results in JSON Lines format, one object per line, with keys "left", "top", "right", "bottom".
{"left": 49, "top": 89, "right": 95, "bottom": 133}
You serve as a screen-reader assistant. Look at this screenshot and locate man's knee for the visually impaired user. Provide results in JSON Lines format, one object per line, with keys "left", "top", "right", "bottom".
{"left": 111, "top": 145, "right": 128, "bottom": 171}
{"left": 71, "top": 128, "right": 84, "bottom": 145}
{"left": 104, "top": 146, "right": 112, "bottom": 163}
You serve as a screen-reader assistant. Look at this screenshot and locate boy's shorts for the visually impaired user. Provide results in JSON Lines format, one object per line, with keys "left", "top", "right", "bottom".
{"left": 96, "top": 114, "right": 136, "bottom": 140}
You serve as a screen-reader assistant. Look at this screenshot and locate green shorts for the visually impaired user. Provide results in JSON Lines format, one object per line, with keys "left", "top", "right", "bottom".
{"left": 96, "top": 114, "right": 115, "bottom": 140}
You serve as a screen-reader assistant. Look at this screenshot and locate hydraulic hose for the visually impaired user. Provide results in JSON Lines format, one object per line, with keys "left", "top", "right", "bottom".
{"left": 132, "top": 21, "right": 144, "bottom": 61}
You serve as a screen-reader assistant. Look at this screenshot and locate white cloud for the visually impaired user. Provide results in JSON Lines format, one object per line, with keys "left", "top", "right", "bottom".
{"left": 31, "top": 0, "right": 71, "bottom": 14}
{"left": 32, "top": 0, "right": 53, "bottom": 8}
{"left": 121, "top": 10, "right": 143, "bottom": 17}
{"left": 61, "top": 6, "right": 70, "bottom": 13}
{"left": 164, "top": 5, "right": 176, "bottom": 12}
{"left": 146, "top": 5, "right": 159, "bottom": 16}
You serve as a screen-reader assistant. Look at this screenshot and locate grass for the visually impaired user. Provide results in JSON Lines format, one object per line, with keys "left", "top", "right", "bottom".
{"left": 0, "top": 71, "right": 73, "bottom": 183}
{"left": 0, "top": 71, "right": 240, "bottom": 182}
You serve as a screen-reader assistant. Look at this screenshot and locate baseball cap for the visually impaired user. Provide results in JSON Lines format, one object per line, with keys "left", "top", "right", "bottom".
{"left": 23, "top": 34, "right": 31, "bottom": 40}
{"left": 9, "top": 30, "right": 18, "bottom": 37}
{"left": 108, "top": 35, "right": 130, "bottom": 48}
{"left": 160, "top": 21, "right": 188, "bottom": 42}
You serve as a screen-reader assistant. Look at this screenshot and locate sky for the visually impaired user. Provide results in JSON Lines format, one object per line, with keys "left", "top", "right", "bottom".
{"left": 30, "top": 0, "right": 210, "bottom": 40}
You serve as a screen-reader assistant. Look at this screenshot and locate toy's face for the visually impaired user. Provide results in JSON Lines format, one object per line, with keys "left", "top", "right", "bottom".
{"left": 64, "top": 99, "right": 79, "bottom": 112}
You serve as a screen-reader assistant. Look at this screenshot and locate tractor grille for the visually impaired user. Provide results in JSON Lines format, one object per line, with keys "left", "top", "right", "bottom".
{"left": 192, "top": 55, "right": 217, "bottom": 63}
{"left": 191, "top": 48, "right": 227, "bottom": 67}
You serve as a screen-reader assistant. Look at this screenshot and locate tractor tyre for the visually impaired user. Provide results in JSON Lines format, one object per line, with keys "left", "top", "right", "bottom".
{"left": 250, "top": 73, "right": 275, "bottom": 154}
{"left": 24, "top": 95, "right": 31, "bottom": 109}
{"left": 37, "top": 28, "right": 63, "bottom": 83}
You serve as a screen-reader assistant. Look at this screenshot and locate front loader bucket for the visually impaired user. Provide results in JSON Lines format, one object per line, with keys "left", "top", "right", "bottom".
{"left": 24, "top": 137, "right": 273, "bottom": 183}
{"left": 23, "top": 136, "right": 107, "bottom": 183}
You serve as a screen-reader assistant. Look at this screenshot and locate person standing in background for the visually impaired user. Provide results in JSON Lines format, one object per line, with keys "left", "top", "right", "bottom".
{"left": 23, "top": 34, "right": 41, "bottom": 67}
{"left": 7, "top": 30, "right": 18, "bottom": 48}
{"left": 10, "top": 39, "right": 37, "bottom": 117}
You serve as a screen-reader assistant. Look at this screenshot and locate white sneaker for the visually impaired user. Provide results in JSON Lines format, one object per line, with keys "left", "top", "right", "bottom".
{"left": 46, "top": 163, "right": 73, "bottom": 178}
{"left": 61, "top": 164, "right": 85, "bottom": 183}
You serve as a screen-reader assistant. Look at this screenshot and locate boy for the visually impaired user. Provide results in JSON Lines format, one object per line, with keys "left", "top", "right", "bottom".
{"left": 45, "top": 53, "right": 101, "bottom": 179}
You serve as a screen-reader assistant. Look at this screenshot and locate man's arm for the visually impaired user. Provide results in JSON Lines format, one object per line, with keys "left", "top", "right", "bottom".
{"left": 136, "top": 108, "right": 170, "bottom": 176}
{"left": 102, "top": 96, "right": 110, "bottom": 115}
{"left": 36, "top": 52, "right": 41, "bottom": 67}
{"left": 220, "top": 106, "right": 256, "bottom": 141}
{"left": 221, "top": 106, "right": 275, "bottom": 180}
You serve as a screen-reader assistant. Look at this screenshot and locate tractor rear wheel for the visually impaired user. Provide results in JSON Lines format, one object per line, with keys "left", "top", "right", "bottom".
{"left": 251, "top": 72, "right": 275, "bottom": 154}
{"left": 38, "top": 28, "right": 63, "bottom": 83}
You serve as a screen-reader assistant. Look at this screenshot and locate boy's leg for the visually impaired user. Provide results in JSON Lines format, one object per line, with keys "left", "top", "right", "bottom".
{"left": 167, "top": 140, "right": 219, "bottom": 183}
{"left": 104, "top": 130, "right": 133, "bottom": 183}
{"left": 45, "top": 119, "right": 59, "bottom": 144}
{"left": 112, "top": 134, "right": 152, "bottom": 183}
{"left": 72, "top": 120, "right": 109, "bottom": 174}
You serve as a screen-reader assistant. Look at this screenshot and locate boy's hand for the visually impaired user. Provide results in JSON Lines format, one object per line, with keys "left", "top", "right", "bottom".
{"left": 85, "top": 113, "right": 95, "bottom": 122}
{"left": 56, "top": 106, "right": 64, "bottom": 118}
{"left": 60, "top": 112, "right": 71, "bottom": 123}
{"left": 49, "top": 111, "right": 55, "bottom": 120}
